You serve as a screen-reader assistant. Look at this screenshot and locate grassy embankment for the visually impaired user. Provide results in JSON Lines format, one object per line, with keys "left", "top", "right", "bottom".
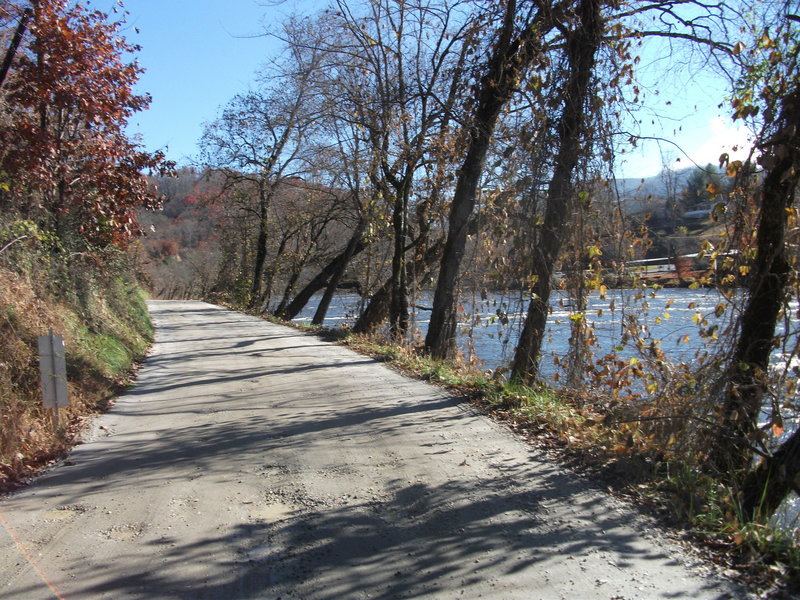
{"left": 0, "top": 224, "right": 153, "bottom": 492}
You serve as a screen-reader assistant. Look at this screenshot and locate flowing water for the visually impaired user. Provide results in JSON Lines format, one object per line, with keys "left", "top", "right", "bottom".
{"left": 294, "top": 287, "right": 734, "bottom": 373}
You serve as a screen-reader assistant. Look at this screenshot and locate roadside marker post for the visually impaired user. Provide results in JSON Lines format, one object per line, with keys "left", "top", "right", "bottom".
{"left": 38, "top": 328, "right": 68, "bottom": 427}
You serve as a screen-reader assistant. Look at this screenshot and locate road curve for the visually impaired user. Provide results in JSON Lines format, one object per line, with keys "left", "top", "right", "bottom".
{"left": 0, "top": 300, "right": 743, "bottom": 599}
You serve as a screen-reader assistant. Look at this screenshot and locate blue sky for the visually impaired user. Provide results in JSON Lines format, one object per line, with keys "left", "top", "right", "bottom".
{"left": 100, "top": 0, "right": 753, "bottom": 178}
{"left": 98, "top": 0, "right": 304, "bottom": 165}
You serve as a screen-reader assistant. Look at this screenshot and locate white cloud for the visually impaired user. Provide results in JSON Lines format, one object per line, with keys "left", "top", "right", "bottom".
{"left": 688, "top": 116, "right": 756, "bottom": 168}
{"left": 618, "top": 115, "right": 757, "bottom": 179}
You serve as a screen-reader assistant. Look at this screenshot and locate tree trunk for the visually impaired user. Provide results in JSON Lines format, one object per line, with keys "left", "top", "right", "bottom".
{"left": 740, "top": 427, "right": 800, "bottom": 521}
{"left": 424, "top": 0, "right": 557, "bottom": 359}
{"left": 259, "top": 235, "right": 289, "bottom": 313}
{"left": 711, "top": 83, "right": 800, "bottom": 494}
{"left": 276, "top": 232, "right": 367, "bottom": 321}
{"left": 312, "top": 218, "right": 367, "bottom": 325}
{"left": 0, "top": 8, "right": 31, "bottom": 89}
{"left": 248, "top": 187, "right": 272, "bottom": 309}
{"left": 511, "top": 0, "right": 602, "bottom": 384}
{"left": 389, "top": 187, "right": 410, "bottom": 337}
{"left": 274, "top": 266, "right": 302, "bottom": 317}
{"left": 353, "top": 237, "right": 445, "bottom": 334}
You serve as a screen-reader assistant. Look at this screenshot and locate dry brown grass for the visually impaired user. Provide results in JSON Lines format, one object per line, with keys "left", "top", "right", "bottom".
{"left": 0, "top": 265, "right": 150, "bottom": 491}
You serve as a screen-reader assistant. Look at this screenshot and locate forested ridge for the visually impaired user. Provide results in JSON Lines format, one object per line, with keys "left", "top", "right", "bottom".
{"left": 2, "top": 0, "right": 800, "bottom": 594}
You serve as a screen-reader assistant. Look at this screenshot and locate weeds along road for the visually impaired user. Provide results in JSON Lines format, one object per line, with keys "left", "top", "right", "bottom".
{"left": 0, "top": 301, "right": 744, "bottom": 600}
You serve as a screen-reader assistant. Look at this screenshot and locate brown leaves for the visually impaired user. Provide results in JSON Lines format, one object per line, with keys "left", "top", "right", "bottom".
{"left": 1, "top": 0, "right": 172, "bottom": 248}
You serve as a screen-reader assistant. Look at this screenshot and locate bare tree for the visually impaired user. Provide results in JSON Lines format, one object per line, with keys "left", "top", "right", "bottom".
{"left": 200, "top": 35, "right": 325, "bottom": 308}
{"left": 425, "top": 0, "right": 569, "bottom": 359}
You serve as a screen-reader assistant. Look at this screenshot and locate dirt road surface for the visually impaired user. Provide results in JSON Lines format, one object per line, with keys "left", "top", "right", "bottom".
{"left": 0, "top": 301, "right": 744, "bottom": 599}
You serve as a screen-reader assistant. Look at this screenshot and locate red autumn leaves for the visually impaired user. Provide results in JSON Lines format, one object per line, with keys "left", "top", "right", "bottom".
{"left": 0, "top": 0, "right": 172, "bottom": 247}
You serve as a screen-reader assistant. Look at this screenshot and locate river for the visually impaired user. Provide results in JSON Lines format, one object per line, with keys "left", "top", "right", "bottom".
{"left": 294, "top": 287, "right": 734, "bottom": 374}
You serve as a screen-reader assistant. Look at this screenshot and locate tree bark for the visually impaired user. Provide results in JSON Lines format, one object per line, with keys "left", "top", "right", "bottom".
{"left": 741, "top": 427, "right": 800, "bottom": 521}
{"left": 0, "top": 8, "right": 31, "bottom": 89}
{"left": 276, "top": 230, "right": 367, "bottom": 321}
{"left": 248, "top": 186, "right": 272, "bottom": 309}
{"left": 425, "top": 0, "right": 558, "bottom": 359}
{"left": 312, "top": 218, "right": 367, "bottom": 325}
{"left": 259, "top": 235, "right": 290, "bottom": 313}
{"left": 353, "top": 237, "right": 445, "bottom": 334}
{"left": 389, "top": 184, "right": 411, "bottom": 337}
{"left": 274, "top": 265, "right": 302, "bottom": 317}
{"left": 511, "top": 0, "right": 602, "bottom": 384}
{"left": 711, "top": 83, "right": 800, "bottom": 498}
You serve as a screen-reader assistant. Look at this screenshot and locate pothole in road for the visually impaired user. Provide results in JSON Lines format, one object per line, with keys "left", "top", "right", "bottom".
{"left": 249, "top": 502, "right": 295, "bottom": 522}
{"left": 42, "top": 504, "right": 88, "bottom": 521}
{"left": 100, "top": 523, "right": 144, "bottom": 541}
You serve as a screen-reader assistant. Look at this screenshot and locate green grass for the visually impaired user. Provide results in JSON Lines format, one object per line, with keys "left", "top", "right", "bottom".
{"left": 0, "top": 253, "right": 155, "bottom": 488}
{"left": 342, "top": 334, "right": 581, "bottom": 431}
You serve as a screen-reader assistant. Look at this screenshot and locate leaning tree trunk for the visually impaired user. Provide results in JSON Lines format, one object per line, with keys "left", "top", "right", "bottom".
{"left": 425, "top": 0, "right": 555, "bottom": 359}
{"left": 276, "top": 231, "right": 367, "bottom": 321}
{"left": 713, "top": 83, "right": 800, "bottom": 519}
{"left": 353, "top": 237, "right": 445, "bottom": 334}
{"left": 741, "top": 427, "right": 800, "bottom": 520}
{"left": 312, "top": 218, "right": 367, "bottom": 325}
{"left": 511, "top": 0, "right": 602, "bottom": 384}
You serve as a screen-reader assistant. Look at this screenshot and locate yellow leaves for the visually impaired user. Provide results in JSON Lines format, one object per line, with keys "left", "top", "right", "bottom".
{"left": 705, "top": 183, "right": 721, "bottom": 195}
{"left": 732, "top": 97, "right": 759, "bottom": 120}
{"left": 726, "top": 160, "right": 743, "bottom": 177}
{"left": 738, "top": 265, "right": 751, "bottom": 276}
{"left": 598, "top": 284, "right": 607, "bottom": 299}
{"left": 587, "top": 245, "right": 603, "bottom": 258}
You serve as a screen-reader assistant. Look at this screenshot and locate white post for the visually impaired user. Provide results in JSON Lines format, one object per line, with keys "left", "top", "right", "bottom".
{"left": 38, "top": 328, "right": 68, "bottom": 427}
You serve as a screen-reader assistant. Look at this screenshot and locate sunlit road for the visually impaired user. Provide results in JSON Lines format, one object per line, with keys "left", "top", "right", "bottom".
{"left": 0, "top": 301, "right": 743, "bottom": 599}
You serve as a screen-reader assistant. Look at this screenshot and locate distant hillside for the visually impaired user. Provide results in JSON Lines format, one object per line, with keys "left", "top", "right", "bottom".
{"left": 614, "top": 168, "right": 697, "bottom": 215}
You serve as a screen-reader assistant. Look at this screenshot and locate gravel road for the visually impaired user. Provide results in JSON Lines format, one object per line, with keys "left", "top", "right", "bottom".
{"left": 0, "top": 300, "right": 745, "bottom": 599}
